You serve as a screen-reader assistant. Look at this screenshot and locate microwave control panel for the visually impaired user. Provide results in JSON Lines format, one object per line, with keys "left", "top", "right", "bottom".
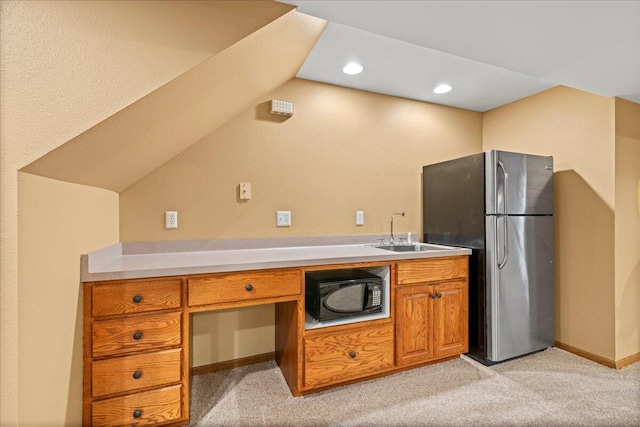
{"left": 372, "top": 287, "right": 381, "bottom": 306}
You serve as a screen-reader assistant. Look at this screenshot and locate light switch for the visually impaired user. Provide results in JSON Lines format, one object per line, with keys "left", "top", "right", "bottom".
{"left": 356, "top": 211, "right": 364, "bottom": 226}
{"left": 240, "top": 183, "right": 251, "bottom": 200}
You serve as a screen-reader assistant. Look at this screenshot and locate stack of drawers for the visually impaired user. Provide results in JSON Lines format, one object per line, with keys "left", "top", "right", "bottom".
{"left": 83, "top": 278, "right": 187, "bottom": 427}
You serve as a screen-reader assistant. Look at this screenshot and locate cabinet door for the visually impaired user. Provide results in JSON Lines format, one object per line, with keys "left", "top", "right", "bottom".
{"left": 433, "top": 280, "right": 468, "bottom": 358}
{"left": 395, "top": 284, "right": 434, "bottom": 366}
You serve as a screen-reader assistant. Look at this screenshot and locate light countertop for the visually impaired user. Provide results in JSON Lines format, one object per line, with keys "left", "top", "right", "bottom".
{"left": 81, "top": 236, "right": 472, "bottom": 282}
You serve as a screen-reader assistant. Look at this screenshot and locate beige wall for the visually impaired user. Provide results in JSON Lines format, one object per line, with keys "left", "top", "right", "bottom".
{"left": 483, "top": 86, "right": 617, "bottom": 361}
{"left": 22, "top": 8, "right": 323, "bottom": 193}
{"left": 2, "top": 0, "right": 290, "bottom": 158}
{"left": 614, "top": 98, "right": 640, "bottom": 361}
{"left": 17, "top": 173, "right": 119, "bottom": 426}
{"left": 1, "top": 1, "right": 289, "bottom": 424}
{"left": 121, "top": 78, "right": 483, "bottom": 365}
{"left": 192, "top": 306, "right": 275, "bottom": 367}
{"left": 120, "top": 78, "right": 482, "bottom": 242}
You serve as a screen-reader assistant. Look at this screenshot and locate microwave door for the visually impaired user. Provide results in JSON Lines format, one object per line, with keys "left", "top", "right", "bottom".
{"left": 324, "top": 283, "right": 365, "bottom": 314}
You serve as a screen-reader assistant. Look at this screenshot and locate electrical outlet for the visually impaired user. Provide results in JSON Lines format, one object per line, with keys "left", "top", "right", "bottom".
{"left": 356, "top": 211, "right": 364, "bottom": 226}
{"left": 276, "top": 211, "right": 291, "bottom": 227}
{"left": 165, "top": 211, "right": 178, "bottom": 229}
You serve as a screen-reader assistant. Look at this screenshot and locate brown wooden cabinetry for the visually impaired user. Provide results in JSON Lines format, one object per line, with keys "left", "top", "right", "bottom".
{"left": 432, "top": 280, "right": 468, "bottom": 358}
{"left": 188, "top": 269, "right": 301, "bottom": 308}
{"left": 84, "top": 277, "right": 188, "bottom": 427}
{"left": 303, "top": 324, "right": 394, "bottom": 388}
{"left": 91, "top": 385, "right": 182, "bottom": 427}
{"left": 84, "top": 268, "right": 303, "bottom": 426}
{"left": 83, "top": 256, "right": 468, "bottom": 425}
{"left": 395, "top": 284, "right": 434, "bottom": 364}
{"left": 395, "top": 257, "right": 468, "bottom": 367}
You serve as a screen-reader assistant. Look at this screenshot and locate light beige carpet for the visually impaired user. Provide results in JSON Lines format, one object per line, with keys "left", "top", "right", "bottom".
{"left": 190, "top": 347, "right": 640, "bottom": 426}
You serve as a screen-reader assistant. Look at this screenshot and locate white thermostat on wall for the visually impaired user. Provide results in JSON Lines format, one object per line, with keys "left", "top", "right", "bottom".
{"left": 270, "top": 99, "right": 294, "bottom": 116}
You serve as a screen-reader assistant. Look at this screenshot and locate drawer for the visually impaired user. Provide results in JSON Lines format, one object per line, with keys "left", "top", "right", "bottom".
{"left": 91, "top": 384, "right": 181, "bottom": 427}
{"left": 188, "top": 269, "right": 300, "bottom": 307}
{"left": 92, "top": 312, "right": 181, "bottom": 358}
{"left": 397, "top": 256, "right": 468, "bottom": 285}
{"left": 304, "top": 324, "right": 394, "bottom": 388}
{"left": 92, "top": 348, "right": 182, "bottom": 398}
{"left": 92, "top": 279, "right": 182, "bottom": 318}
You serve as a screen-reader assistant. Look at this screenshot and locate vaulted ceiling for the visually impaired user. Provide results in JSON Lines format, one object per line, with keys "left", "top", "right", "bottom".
{"left": 20, "top": 2, "right": 326, "bottom": 192}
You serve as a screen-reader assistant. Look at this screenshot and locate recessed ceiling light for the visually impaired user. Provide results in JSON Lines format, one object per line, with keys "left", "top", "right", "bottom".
{"left": 433, "top": 84, "right": 454, "bottom": 94}
{"left": 343, "top": 63, "right": 363, "bottom": 75}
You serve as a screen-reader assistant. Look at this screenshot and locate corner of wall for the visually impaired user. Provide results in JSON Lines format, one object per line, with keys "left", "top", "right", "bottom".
{"left": 614, "top": 98, "right": 640, "bottom": 362}
{"left": 482, "top": 86, "right": 616, "bottom": 361}
{"left": 17, "top": 173, "right": 119, "bottom": 425}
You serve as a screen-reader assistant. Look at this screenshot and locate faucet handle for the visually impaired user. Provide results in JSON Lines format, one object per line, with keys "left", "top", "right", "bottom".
{"left": 377, "top": 238, "right": 385, "bottom": 247}
{"left": 398, "top": 237, "right": 407, "bottom": 245}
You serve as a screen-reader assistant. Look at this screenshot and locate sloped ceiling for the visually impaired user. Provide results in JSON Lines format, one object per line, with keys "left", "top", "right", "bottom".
{"left": 3, "top": 0, "right": 296, "bottom": 169}
{"left": 21, "top": 8, "right": 326, "bottom": 193}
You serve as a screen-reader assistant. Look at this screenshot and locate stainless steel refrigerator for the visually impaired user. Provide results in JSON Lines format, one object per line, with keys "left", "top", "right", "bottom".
{"left": 422, "top": 150, "right": 554, "bottom": 365}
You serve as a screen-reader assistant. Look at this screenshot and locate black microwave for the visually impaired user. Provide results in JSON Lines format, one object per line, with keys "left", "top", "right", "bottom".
{"left": 305, "top": 269, "right": 383, "bottom": 321}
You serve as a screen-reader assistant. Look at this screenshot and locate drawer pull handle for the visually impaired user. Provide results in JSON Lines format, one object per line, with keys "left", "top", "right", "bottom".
{"left": 350, "top": 351, "right": 357, "bottom": 358}
{"left": 436, "top": 292, "right": 443, "bottom": 299}
{"left": 133, "top": 410, "right": 143, "bottom": 419}
{"left": 132, "top": 371, "right": 142, "bottom": 379}
{"left": 245, "top": 284, "right": 253, "bottom": 291}
{"left": 133, "top": 332, "right": 143, "bottom": 340}
{"left": 132, "top": 295, "right": 142, "bottom": 303}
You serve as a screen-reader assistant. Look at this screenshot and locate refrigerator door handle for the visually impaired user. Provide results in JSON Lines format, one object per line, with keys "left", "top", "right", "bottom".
{"left": 497, "top": 160, "right": 508, "bottom": 214}
{"left": 498, "top": 216, "right": 509, "bottom": 269}
{"left": 497, "top": 159, "right": 509, "bottom": 269}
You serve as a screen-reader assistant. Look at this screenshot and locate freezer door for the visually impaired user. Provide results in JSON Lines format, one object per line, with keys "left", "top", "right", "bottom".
{"left": 486, "top": 150, "right": 554, "bottom": 215}
{"left": 486, "top": 215, "right": 554, "bottom": 362}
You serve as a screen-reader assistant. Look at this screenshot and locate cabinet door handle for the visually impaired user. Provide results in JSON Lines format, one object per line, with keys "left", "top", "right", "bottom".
{"left": 132, "top": 371, "right": 142, "bottom": 379}
{"left": 429, "top": 293, "right": 437, "bottom": 299}
{"left": 133, "top": 332, "right": 143, "bottom": 340}
{"left": 132, "top": 295, "right": 142, "bottom": 303}
{"left": 437, "top": 293, "right": 443, "bottom": 299}
{"left": 245, "top": 284, "right": 253, "bottom": 291}
{"left": 133, "top": 410, "right": 143, "bottom": 419}
{"left": 349, "top": 351, "right": 357, "bottom": 358}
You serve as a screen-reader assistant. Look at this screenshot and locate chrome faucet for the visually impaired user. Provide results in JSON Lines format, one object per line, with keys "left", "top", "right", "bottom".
{"left": 389, "top": 212, "right": 405, "bottom": 245}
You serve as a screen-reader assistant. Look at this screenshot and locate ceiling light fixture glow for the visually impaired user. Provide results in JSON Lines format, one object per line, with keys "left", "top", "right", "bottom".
{"left": 433, "top": 84, "right": 454, "bottom": 94}
{"left": 343, "top": 63, "right": 364, "bottom": 75}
